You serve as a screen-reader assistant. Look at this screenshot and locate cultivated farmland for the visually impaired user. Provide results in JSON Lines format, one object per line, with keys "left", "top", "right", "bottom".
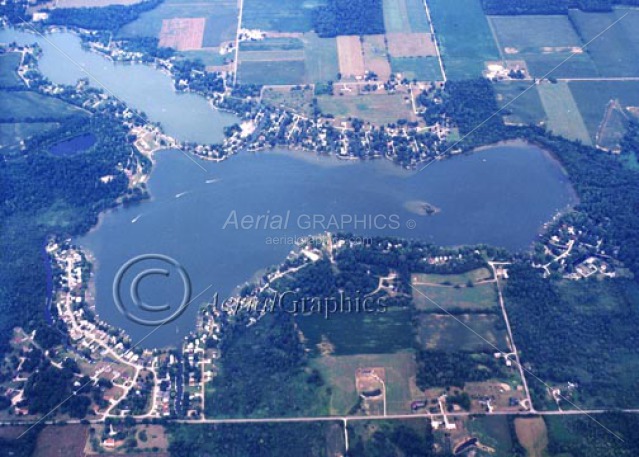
{"left": 336, "top": 35, "right": 366, "bottom": 79}
{"left": 489, "top": 14, "right": 598, "bottom": 78}
{"left": 383, "top": 0, "right": 430, "bottom": 33}
{"left": 569, "top": 81, "right": 639, "bottom": 145}
{"left": 317, "top": 91, "right": 417, "bottom": 125}
{"left": 118, "top": 0, "right": 237, "bottom": 48}
{"left": 415, "top": 313, "right": 509, "bottom": 352}
{"left": 158, "top": 17, "right": 206, "bottom": 51}
{"left": 313, "top": 352, "right": 416, "bottom": 415}
{"left": 390, "top": 56, "right": 442, "bottom": 80}
{"left": 427, "top": 0, "right": 499, "bottom": 79}
{"left": 362, "top": 35, "right": 392, "bottom": 80}
{"left": 242, "top": 0, "right": 318, "bottom": 32}
{"left": 537, "top": 82, "right": 592, "bottom": 145}
{"left": 570, "top": 8, "right": 639, "bottom": 77}
{"left": 386, "top": 32, "right": 437, "bottom": 58}
{"left": 493, "top": 80, "right": 546, "bottom": 126}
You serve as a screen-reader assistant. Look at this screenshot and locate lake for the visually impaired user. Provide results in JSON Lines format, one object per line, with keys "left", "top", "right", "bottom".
{"left": 0, "top": 28, "right": 237, "bottom": 144}
{"left": 77, "top": 145, "right": 575, "bottom": 347}
{"left": 49, "top": 133, "right": 96, "bottom": 156}
{"left": 1, "top": 28, "right": 576, "bottom": 347}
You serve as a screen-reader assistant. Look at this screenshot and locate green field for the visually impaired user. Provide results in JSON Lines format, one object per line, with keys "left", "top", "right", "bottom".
{"left": 238, "top": 60, "right": 307, "bottom": 85}
{"left": 390, "top": 56, "right": 443, "bottom": 80}
{"left": 466, "top": 415, "right": 516, "bottom": 457}
{"left": 413, "top": 268, "right": 492, "bottom": 286}
{"left": 0, "top": 122, "right": 61, "bottom": 154}
{"left": 302, "top": 33, "right": 339, "bottom": 83}
{"left": 0, "top": 91, "right": 86, "bottom": 121}
{"left": 118, "top": 0, "right": 237, "bottom": 47}
{"left": 427, "top": 0, "right": 499, "bottom": 79}
{"left": 296, "top": 306, "right": 414, "bottom": 356}
{"left": 0, "top": 52, "right": 23, "bottom": 87}
{"left": 494, "top": 81, "right": 546, "bottom": 126}
{"left": 568, "top": 81, "right": 639, "bottom": 143}
{"left": 242, "top": 0, "right": 322, "bottom": 32}
{"left": 317, "top": 92, "right": 416, "bottom": 125}
{"left": 569, "top": 8, "right": 639, "bottom": 77}
{"left": 412, "top": 282, "right": 498, "bottom": 312}
{"left": 415, "top": 313, "right": 508, "bottom": 352}
{"left": 489, "top": 15, "right": 598, "bottom": 78}
{"left": 178, "top": 49, "right": 227, "bottom": 66}
{"left": 537, "top": 82, "right": 592, "bottom": 145}
{"left": 263, "top": 87, "right": 315, "bottom": 115}
{"left": 239, "top": 37, "right": 305, "bottom": 51}
{"left": 239, "top": 49, "right": 306, "bottom": 61}
{"left": 490, "top": 15, "right": 583, "bottom": 53}
{"left": 313, "top": 352, "right": 416, "bottom": 415}
{"left": 383, "top": 0, "right": 430, "bottom": 33}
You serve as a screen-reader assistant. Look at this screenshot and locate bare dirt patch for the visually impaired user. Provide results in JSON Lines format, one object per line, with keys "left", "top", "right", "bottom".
{"left": 337, "top": 35, "right": 365, "bottom": 79}
{"left": 514, "top": 417, "right": 548, "bottom": 457}
{"left": 33, "top": 425, "right": 88, "bottom": 457}
{"left": 386, "top": 32, "right": 437, "bottom": 58}
{"left": 159, "top": 17, "right": 206, "bottom": 51}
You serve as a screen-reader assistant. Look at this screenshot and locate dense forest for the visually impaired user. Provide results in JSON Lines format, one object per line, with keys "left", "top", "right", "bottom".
{"left": 347, "top": 421, "right": 436, "bottom": 457}
{"left": 205, "top": 309, "right": 329, "bottom": 418}
{"left": 504, "top": 265, "right": 639, "bottom": 408}
{"left": 168, "top": 422, "right": 339, "bottom": 456}
{"left": 0, "top": 107, "right": 142, "bottom": 357}
{"left": 415, "top": 350, "right": 506, "bottom": 389}
{"left": 545, "top": 413, "right": 639, "bottom": 456}
{"left": 45, "top": 0, "right": 161, "bottom": 32}
{"left": 313, "top": 0, "right": 385, "bottom": 37}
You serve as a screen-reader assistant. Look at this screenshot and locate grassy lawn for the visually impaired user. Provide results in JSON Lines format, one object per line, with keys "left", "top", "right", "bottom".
{"left": 390, "top": 56, "right": 443, "bottom": 81}
{"left": 494, "top": 80, "right": 546, "bottom": 126}
{"left": 466, "top": 415, "right": 516, "bottom": 457}
{"left": 0, "top": 122, "right": 60, "bottom": 154}
{"left": 383, "top": 0, "right": 430, "bottom": 33}
{"left": 489, "top": 14, "right": 599, "bottom": 78}
{"left": 242, "top": 0, "right": 320, "bottom": 32}
{"left": 415, "top": 313, "right": 509, "bottom": 352}
{"left": 537, "top": 82, "right": 592, "bottom": 145}
{"left": 0, "top": 52, "right": 23, "bottom": 87}
{"left": 412, "top": 267, "right": 492, "bottom": 286}
{"left": 412, "top": 282, "right": 499, "bottom": 312}
{"left": 317, "top": 92, "right": 416, "bottom": 125}
{"left": 569, "top": 8, "right": 639, "bottom": 77}
{"left": 0, "top": 91, "right": 86, "bottom": 121}
{"left": 296, "top": 305, "right": 415, "bottom": 356}
{"left": 313, "top": 352, "right": 416, "bottom": 415}
{"left": 568, "top": 80, "right": 639, "bottom": 142}
{"left": 238, "top": 60, "right": 307, "bottom": 85}
{"left": 303, "top": 32, "right": 339, "bottom": 83}
{"left": 427, "top": 0, "right": 499, "bottom": 79}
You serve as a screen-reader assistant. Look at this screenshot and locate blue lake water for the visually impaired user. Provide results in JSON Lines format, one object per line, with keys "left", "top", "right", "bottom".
{"left": 77, "top": 145, "right": 576, "bottom": 347}
{"left": 49, "top": 133, "right": 96, "bottom": 156}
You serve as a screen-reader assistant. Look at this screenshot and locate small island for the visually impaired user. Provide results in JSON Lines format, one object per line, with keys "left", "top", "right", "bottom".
{"left": 405, "top": 200, "right": 441, "bottom": 216}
